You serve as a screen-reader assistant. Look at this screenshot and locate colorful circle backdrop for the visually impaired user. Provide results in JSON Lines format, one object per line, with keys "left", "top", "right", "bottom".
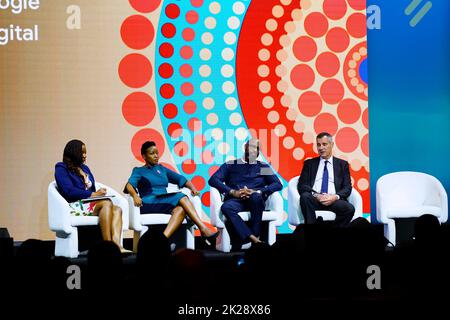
{"left": 119, "top": 0, "right": 370, "bottom": 232}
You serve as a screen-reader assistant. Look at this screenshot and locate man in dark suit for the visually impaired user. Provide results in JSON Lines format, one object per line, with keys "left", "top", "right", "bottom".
{"left": 209, "top": 139, "right": 282, "bottom": 249}
{"left": 297, "top": 132, "right": 355, "bottom": 227}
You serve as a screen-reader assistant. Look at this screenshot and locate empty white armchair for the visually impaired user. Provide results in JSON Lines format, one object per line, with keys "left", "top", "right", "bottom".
{"left": 288, "top": 176, "right": 363, "bottom": 226}
{"left": 48, "top": 181, "right": 129, "bottom": 258}
{"left": 210, "top": 187, "right": 284, "bottom": 252}
{"left": 376, "top": 171, "right": 448, "bottom": 246}
{"left": 128, "top": 184, "right": 199, "bottom": 252}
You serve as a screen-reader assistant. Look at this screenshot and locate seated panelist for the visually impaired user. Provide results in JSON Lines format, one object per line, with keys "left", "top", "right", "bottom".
{"left": 55, "top": 139, "right": 130, "bottom": 253}
{"left": 297, "top": 132, "right": 355, "bottom": 227}
{"left": 125, "top": 141, "right": 218, "bottom": 244}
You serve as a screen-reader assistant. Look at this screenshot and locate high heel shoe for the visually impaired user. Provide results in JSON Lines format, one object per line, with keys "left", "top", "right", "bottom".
{"left": 201, "top": 231, "right": 219, "bottom": 246}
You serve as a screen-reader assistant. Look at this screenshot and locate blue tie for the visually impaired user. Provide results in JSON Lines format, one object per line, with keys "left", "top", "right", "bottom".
{"left": 320, "top": 160, "right": 329, "bottom": 194}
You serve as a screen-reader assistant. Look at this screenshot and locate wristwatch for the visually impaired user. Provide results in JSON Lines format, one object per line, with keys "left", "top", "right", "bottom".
{"left": 256, "top": 190, "right": 262, "bottom": 194}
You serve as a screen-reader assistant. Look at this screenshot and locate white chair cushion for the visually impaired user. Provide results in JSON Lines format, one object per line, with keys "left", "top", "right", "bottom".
{"left": 386, "top": 206, "right": 442, "bottom": 219}
{"left": 315, "top": 211, "right": 337, "bottom": 221}
{"left": 140, "top": 213, "right": 188, "bottom": 225}
{"left": 234, "top": 210, "right": 279, "bottom": 222}
{"left": 70, "top": 216, "right": 99, "bottom": 226}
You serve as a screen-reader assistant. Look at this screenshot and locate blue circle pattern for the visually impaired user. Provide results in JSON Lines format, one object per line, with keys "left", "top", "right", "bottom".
{"left": 359, "top": 58, "right": 368, "bottom": 85}
{"left": 156, "top": 1, "right": 251, "bottom": 186}
{"left": 156, "top": 0, "right": 289, "bottom": 233}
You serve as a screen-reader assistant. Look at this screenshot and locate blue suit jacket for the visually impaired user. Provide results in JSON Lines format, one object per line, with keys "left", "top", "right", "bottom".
{"left": 55, "top": 162, "right": 96, "bottom": 203}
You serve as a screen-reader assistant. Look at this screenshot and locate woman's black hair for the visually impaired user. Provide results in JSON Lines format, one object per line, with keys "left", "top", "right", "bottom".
{"left": 63, "top": 139, "right": 84, "bottom": 172}
{"left": 141, "top": 141, "right": 156, "bottom": 155}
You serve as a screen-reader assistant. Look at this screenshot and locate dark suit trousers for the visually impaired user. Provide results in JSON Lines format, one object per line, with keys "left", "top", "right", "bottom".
{"left": 299, "top": 192, "right": 355, "bottom": 227}
{"left": 221, "top": 192, "right": 265, "bottom": 245}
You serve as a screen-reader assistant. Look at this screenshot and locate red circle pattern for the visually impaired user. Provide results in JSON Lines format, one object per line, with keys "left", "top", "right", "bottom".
{"left": 121, "top": 0, "right": 370, "bottom": 215}
{"left": 323, "top": 0, "right": 347, "bottom": 20}
{"left": 235, "top": 0, "right": 371, "bottom": 213}
{"left": 180, "top": 46, "right": 194, "bottom": 59}
{"left": 174, "top": 141, "right": 189, "bottom": 157}
{"left": 314, "top": 113, "right": 339, "bottom": 136}
{"left": 183, "top": 100, "right": 197, "bottom": 114}
{"left": 168, "top": 123, "right": 183, "bottom": 138}
{"left": 160, "top": 83, "right": 175, "bottom": 99}
{"left": 121, "top": 15, "right": 154, "bottom": 50}
{"left": 182, "top": 28, "right": 196, "bottom": 41}
{"left": 163, "top": 103, "right": 178, "bottom": 119}
{"left": 161, "top": 23, "right": 176, "bottom": 38}
{"left": 180, "top": 64, "right": 193, "bottom": 78}
{"left": 158, "top": 63, "right": 174, "bottom": 79}
{"left": 186, "top": 10, "right": 199, "bottom": 24}
{"left": 118, "top": 53, "right": 152, "bottom": 88}
{"left": 326, "top": 27, "right": 350, "bottom": 53}
{"left": 337, "top": 99, "right": 361, "bottom": 124}
{"left": 159, "top": 42, "right": 174, "bottom": 58}
{"left": 129, "top": 0, "right": 161, "bottom": 13}
{"left": 192, "top": 176, "right": 206, "bottom": 191}
{"left": 304, "top": 12, "right": 329, "bottom": 38}
{"left": 335, "top": 127, "right": 360, "bottom": 152}
{"left": 165, "top": 3, "right": 180, "bottom": 19}
{"left": 298, "top": 91, "right": 322, "bottom": 117}
{"left": 122, "top": 92, "right": 156, "bottom": 126}
{"left": 347, "top": 0, "right": 366, "bottom": 11}
{"left": 188, "top": 118, "right": 202, "bottom": 132}
{"left": 315, "top": 52, "right": 340, "bottom": 77}
{"left": 293, "top": 36, "right": 317, "bottom": 62}
{"left": 131, "top": 129, "right": 165, "bottom": 163}
{"left": 320, "top": 79, "right": 344, "bottom": 104}
{"left": 346, "top": 13, "right": 366, "bottom": 38}
{"left": 290, "top": 64, "right": 315, "bottom": 90}
{"left": 182, "top": 159, "right": 197, "bottom": 174}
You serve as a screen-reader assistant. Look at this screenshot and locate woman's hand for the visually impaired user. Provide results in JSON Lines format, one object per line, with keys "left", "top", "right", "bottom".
{"left": 133, "top": 195, "right": 143, "bottom": 207}
{"left": 92, "top": 188, "right": 107, "bottom": 197}
{"left": 191, "top": 189, "right": 200, "bottom": 197}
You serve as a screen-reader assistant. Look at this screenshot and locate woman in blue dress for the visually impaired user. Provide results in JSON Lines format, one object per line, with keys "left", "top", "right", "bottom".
{"left": 125, "top": 141, "right": 218, "bottom": 244}
{"left": 55, "top": 139, "right": 131, "bottom": 253}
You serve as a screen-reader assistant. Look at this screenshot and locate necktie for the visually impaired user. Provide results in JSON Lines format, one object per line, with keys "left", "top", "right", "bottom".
{"left": 320, "top": 160, "right": 329, "bottom": 194}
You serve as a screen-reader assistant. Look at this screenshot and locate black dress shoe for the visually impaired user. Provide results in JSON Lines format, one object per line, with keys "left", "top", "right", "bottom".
{"left": 230, "top": 245, "right": 242, "bottom": 252}
{"left": 202, "top": 231, "right": 219, "bottom": 246}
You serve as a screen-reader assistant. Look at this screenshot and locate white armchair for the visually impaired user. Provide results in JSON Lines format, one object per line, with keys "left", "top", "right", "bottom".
{"left": 376, "top": 171, "right": 448, "bottom": 246}
{"left": 48, "top": 181, "right": 129, "bottom": 258}
{"left": 288, "top": 176, "right": 363, "bottom": 226}
{"left": 210, "top": 187, "right": 284, "bottom": 252}
{"left": 127, "top": 184, "right": 199, "bottom": 252}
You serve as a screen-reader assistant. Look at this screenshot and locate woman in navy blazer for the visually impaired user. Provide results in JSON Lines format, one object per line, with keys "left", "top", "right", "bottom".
{"left": 55, "top": 139, "right": 130, "bottom": 253}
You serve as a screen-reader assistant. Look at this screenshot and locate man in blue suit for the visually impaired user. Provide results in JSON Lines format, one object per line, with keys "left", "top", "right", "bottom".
{"left": 208, "top": 139, "right": 282, "bottom": 250}
{"left": 297, "top": 132, "right": 355, "bottom": 227}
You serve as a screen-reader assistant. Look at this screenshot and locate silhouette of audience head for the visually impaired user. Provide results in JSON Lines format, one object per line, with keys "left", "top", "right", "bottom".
{"left": 48, "top": 256, "right": 72, "bottom": 293}
{"left": 15, "top": 239, "right": 52, "bottom": 293}
{"left": 87, "top": 240, "right": 123, "bottom": 292}
{"left": 169, "top": 249, "right": 208, "bottom": 302}
{"left": 16, "top": 239, "right": 51, "bottom": 263}
{"left": 414, "top": 214, "right": 440, "bottom": 246}
{"left": 171, "top": 248, "right": 206, "bottom": 273}
{"left": 244, "top": 242, "right": 273, "bottom": 271}
{"left": 136, "top": 230, "right": 171, "bottom": 276}
{"left": 348, "top": 217, "right": 388, "bottom": 252}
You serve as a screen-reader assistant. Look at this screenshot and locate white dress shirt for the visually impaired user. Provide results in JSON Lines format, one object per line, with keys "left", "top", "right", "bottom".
{"left": 313, "top": 156, "right": 336, "bottom": 195}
